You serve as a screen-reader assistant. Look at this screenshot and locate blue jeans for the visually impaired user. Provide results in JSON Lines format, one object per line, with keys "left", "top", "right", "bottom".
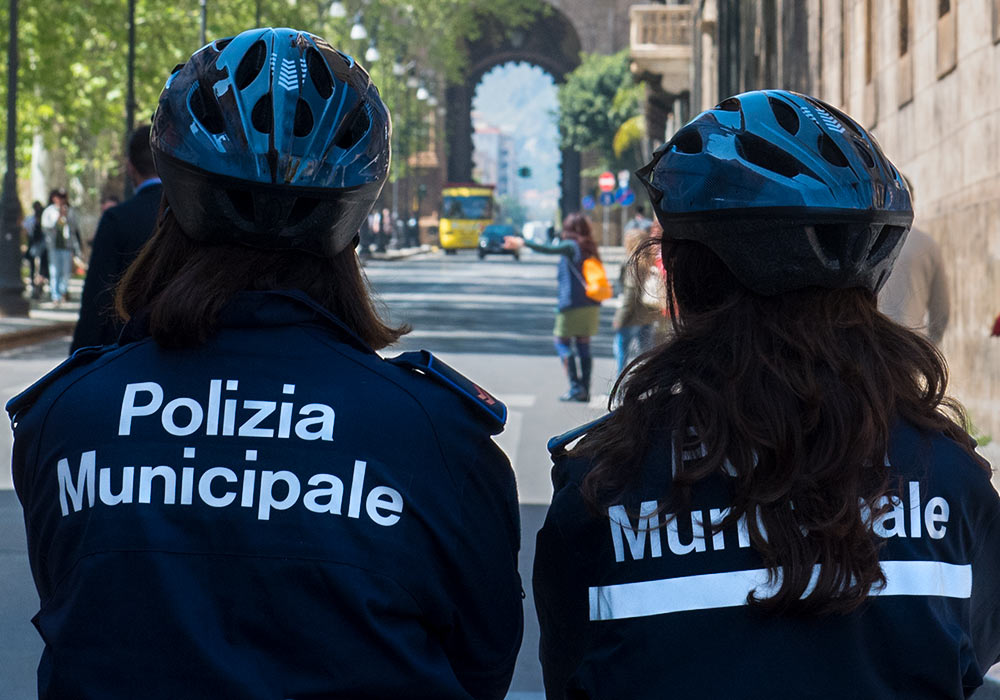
{"left": 614, "top": 323, "right": 655, "bottom": 376}
{"left": 48, "top": 249, "right": 73, "bottom": 301}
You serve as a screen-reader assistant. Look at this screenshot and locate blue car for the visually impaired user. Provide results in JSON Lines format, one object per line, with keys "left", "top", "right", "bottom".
{"left": 478, "top": 224, "right": 520, "bottom": 260}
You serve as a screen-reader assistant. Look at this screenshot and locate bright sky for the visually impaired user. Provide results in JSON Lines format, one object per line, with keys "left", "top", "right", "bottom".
{"left": 472, "top": 62, "right": 560, "bottom": 221}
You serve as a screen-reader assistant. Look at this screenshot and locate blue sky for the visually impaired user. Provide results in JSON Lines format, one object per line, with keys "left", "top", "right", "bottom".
{"left": 473, "top": 62, "right": 560, "bottom": 221}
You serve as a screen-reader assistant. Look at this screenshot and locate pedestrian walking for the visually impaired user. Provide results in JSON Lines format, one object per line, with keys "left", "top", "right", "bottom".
{"left": 613, "top": 219, "right": 663, "bottom": 375}
{"left": 505, "top": 212, "right": 605, "bottom": 402}
{"left": 622, "top": 204, "right": 652, "bottom": 237}
{"left": 72, "top": 125, "right": 162, "bottom": 352}
{"left": 533, "top": 90, "right": 1000, "bottom": 699}
{"left": 380, "top": 206, "right": 394, "bottom": 251}
{"left": 22, "top": 200, "right": 45, "bottom": 299}
{"left": 7, "top": 28, "right": 521, "bottom": 700}
{"left": 40, "top": 188, "right": 81, "bottom": 303}
{"left": 878, "top": 177, "right": 949, "bottom": 344}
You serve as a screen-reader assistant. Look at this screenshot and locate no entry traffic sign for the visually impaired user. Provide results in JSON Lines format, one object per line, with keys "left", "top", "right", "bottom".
{"left": 598, "top": 171, "right": 615, "bottom": 192}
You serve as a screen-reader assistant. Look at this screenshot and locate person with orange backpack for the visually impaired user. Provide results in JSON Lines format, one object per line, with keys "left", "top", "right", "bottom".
{"left": 505, "top": 212, "right": 611, "bottom": 402}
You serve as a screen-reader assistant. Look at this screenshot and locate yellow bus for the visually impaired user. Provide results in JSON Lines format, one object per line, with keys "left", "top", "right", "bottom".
{"left": 439, "top": 184, "right": 495, "bottom": 253}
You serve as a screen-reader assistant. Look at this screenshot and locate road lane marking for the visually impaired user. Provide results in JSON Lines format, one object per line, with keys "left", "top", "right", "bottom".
{"left": 377, "top": 293, "right": 556, "bottom": 305}
{"left": 496, "top": 394, "right": 536, "bottom": 408}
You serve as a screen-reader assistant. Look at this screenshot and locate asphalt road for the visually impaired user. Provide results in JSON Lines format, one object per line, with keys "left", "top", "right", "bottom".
{"left": 0, "top": 248, "right": 619, "bottom": 699}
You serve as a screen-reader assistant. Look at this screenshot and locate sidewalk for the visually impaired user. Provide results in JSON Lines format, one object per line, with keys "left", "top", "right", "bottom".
{"left": 0, "top": 280, "right": 80, "bottom": 352}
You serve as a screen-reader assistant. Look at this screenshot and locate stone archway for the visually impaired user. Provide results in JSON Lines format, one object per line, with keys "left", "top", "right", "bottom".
{"left": 445, "top": 6, "right": 583, "bottom": 216}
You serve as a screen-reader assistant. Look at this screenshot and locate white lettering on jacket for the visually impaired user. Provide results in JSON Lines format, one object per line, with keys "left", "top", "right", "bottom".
{"left": 118, "top": 381, "right": 335, "bottom": 441}
{"left": 609, "top": 482, "right": 950, "bottom": 563}
{"left": 56, "top": 450, "right": 403, "bottom": 526}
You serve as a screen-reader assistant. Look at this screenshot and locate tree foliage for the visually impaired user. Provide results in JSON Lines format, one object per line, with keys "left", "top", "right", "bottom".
{"left": 557, "top": 50, "right": 643, "bottom": 169}
{"left": 0, "top": 0, "right": 541, "bottom": 208}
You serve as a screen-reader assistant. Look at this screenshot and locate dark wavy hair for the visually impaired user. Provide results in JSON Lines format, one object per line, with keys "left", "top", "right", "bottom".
{"left": 576, "top": 236, "right": 986, "bottom": 615}
{"left": 562, "top": 212, "right": 599, "bottom": 260}
{"left": 115, "top": 206, "right": 408, "bottom": 350}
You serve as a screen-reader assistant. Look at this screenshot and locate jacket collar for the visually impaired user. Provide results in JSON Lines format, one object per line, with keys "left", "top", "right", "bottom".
{"left": 119, "top": 289, "right": 376, "bottom": 354}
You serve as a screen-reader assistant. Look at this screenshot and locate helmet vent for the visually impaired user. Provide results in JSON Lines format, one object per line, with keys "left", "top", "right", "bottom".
{"left": 334, "top": 104, "right": 371, "bottom": 151}
{"left": 189, "top": 82, "right": 226, "bottom": 135}
{"left": 225, "top": 189, "right": 256, "bottom": 224}
{"left": 251, "top": 95, "right": 274, "bottom": 134}
{"left": 213, "top": 38, "right": 233, "bottom": 52}
{"left": 717, "top": 97, "right": 741, "bottom": 112}
{"left": 235, "top": 40, "right": 268, "bottom": 90}
{"left": 818, "top": 133, "right": 848, "bottom": 167}
{"left": 806, "top": 224, "right": 844, "bottom": 269}
{"left": 671, "top": 128, "right": 703, "bottom": 154}
{"left": 869, "top": 224, "right": 905, "bottom": 261}
{"left": 288, "top": 196, "right": 320, "bottom": 225}
{"left": 306, "top": 48, "right": 334, "bottom": 99}
{"left": 768, "top": 96, "right": 799, "bottom": 135}
{"left": 807, "top": 97, "right": 865, "bottom": 140}
{"left": 852, "top": 140, "right": 876, "bottom": 168}
{"left": 294, "top": 99, "right": 314, "bottom": 137}
{"left": 735, "top": 132, "right": 806, "bottom": 179}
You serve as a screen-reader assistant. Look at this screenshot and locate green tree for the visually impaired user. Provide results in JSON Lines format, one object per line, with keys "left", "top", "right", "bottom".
{"left": 0, "top": 0, "right": 542, "bottom": 207}
{"left": 556, "top": 50, "right": 643, "bottom": 170}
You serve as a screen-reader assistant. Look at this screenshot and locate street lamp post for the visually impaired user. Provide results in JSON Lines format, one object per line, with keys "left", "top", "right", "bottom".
{"left": 124, "top": 0, "right": 136, "bottom": 200}
{"left": 199, "top": 0, "right": 207, "bottom": 46}
{"left": 0, "top": 0, "right": 28, "bottom": 316}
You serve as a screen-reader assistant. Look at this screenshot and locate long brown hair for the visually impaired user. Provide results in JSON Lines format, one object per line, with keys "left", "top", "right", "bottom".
{"left": 562, "top": 211, "right": 599, "bottom": 260}
{"left": 577, "top": 237, "right": 985, "bottom": 615}
{"left": 115, "top": 207, "right": 408, "bottom": 350}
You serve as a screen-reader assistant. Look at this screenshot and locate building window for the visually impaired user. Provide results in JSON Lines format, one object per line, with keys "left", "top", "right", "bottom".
{"left": 937, "top": 0, "right": 957, "bottom": 78}
{"left": 865, "top": 0, "right": 876, "bottom": 83}
{"left": 898, "top": 0, "right": 914, "bottom": 107}
{"left": 993, "top": 0, "right": 1000, "bottom": 44}
{"left": 841, "top": 0, "right": 850, "bottom": 106}
{"left": 899, "top": 0, "right": 909, "bottom": 56}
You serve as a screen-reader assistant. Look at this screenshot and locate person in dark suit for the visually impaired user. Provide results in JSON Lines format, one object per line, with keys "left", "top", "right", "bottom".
{"left": 71, "top": 125, "right": 161, "bottom": 352}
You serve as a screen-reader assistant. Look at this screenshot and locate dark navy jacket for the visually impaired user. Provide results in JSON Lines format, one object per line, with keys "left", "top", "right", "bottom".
{"left": 8, "top": 290, "right": 523, "bottom": 700}
{"left": 71, "top": 181, "right": 162, "bottom": 353}
{"left": 534, "top": 417, "right": 1000, "bottom": 699}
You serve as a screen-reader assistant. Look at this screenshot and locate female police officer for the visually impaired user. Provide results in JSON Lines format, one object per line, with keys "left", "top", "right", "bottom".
{"left": 7, "top": 28, "right": 522, "bottom": 699}
{"left": 533, "top": 90, "right": 1000, "bottom": 699}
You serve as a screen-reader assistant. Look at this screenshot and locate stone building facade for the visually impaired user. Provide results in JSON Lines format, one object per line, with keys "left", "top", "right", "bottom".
{"left": 633, "top": 0, "right": 1000, "bottom": 435}
{"left": 827, "top": 0, "right": 1000, "bottom": 436}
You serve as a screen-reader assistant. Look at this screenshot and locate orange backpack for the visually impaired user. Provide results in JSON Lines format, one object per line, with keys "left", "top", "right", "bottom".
{"left": 581, "top": 257, "right": 613, "bottom": 302}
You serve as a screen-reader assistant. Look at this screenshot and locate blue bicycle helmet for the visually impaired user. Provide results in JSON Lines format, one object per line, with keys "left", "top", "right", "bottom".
{"left": 636, "top": 90, "right": 912, "bottom": 295}
{"left": 151, "top": 27, "right": 391, "bottom": 256}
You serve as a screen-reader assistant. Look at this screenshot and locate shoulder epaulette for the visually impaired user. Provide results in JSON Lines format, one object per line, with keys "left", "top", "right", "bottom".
{"left": 5, "top": 345, "right": 109, "bottom": 422}
{"left": 387, "top": 350, "right": 506, "bottom": 432}
{"left": 547, "top": 411, "right": 615, "bottom": 456}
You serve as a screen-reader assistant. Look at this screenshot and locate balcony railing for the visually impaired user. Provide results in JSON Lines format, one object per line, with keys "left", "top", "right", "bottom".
{"left": 630, "top": 4, "right": 692, "bottom": 51}
{"left": 630, "top": 4, "right": 693, "bottom": 95}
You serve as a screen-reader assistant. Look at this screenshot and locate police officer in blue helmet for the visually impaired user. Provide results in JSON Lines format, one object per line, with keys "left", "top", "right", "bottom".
{"left": 533, "top": 91, "right": 1000, "bottom": 699}
{"left": 7, "top": 29, "right": 522, "bottom": 699}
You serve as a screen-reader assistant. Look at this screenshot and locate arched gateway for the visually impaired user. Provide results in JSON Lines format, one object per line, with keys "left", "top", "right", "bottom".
{"left": 445, "top": 1, "right": 631, "bottom": 217}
